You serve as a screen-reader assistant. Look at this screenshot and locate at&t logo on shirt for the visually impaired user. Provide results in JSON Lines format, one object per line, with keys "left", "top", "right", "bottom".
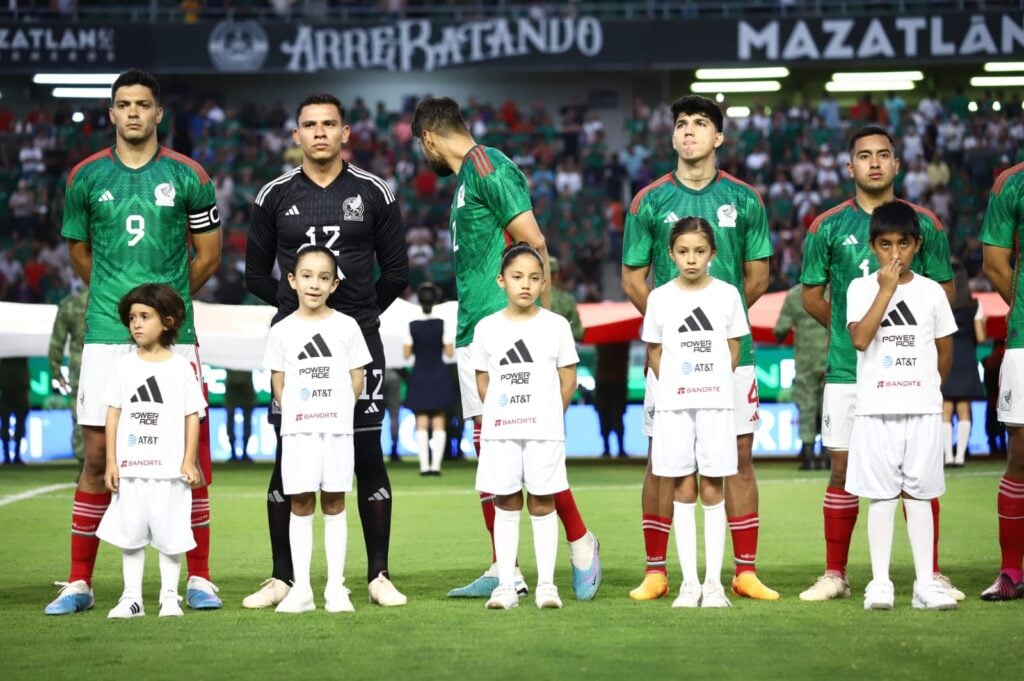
{"left": 299, "top": 388, "right": 311, "bottom": 401}
{"left": 127, "top": 434, "right": 137, "bottom": 447}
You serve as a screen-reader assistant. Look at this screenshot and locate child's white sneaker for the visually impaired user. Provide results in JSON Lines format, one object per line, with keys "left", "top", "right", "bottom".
{"left": 368, "top": 572, "right": 408, "bottom": 607}
{"left": 534, "top": 583, "right": 563, "bottom": 609}
{"left": 107, "top": 597, "right": 145, "bottom": 619}
{"left": 324, "top": 581, "right": 354, "bottom": 613}
{"left": 863, "top": 579, "right": 895, "bottom": 610}
{"left": 671, "top": 581, "right": 702, "bottom": 608}
{"left": 700, "top": 580, "right": 732, "bottom": 608}
{"left": 275, "top": 585, "right": 315, "bottom": 613}
{"left": 912, "top": 580, "right": 958, "bottom": 610}
{"left": 485, "top": 584, "right": 519, "bottom": 610}
{"left": 159, "top": 591, "right": 184, "bottom": 617}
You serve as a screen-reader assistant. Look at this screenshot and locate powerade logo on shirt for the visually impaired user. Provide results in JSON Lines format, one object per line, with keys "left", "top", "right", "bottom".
{"left": 881, "top": 334, "right": 915, "bottom": 348}
{"left": 679, "top": 340, "right": 712, "bottom": 353}
{"left": 298, "top": 366, "right": 331, "bottom": 379}
{"left": 500, "top": 371, "right": 530, "bottom": 385}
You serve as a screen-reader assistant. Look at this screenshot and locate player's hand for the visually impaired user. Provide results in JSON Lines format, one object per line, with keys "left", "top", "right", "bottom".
{"left": 181, "top": 463, "right": 202, "bottom": 488}
{"left": 876, "top": 258, "right": 901, "bottom": 293}
{"left": 105, "top": 466, "right": 119, "bottom": 494}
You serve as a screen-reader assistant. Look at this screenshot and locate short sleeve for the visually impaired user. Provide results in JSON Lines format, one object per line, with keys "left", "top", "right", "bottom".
{"left": 262, "top": 326, "right": 285, "bottom": 372}
{"left": 740, "top": 189, "right": 773, "bottom": 261}
{"left": 346, "top": 320, "right": 373, "bottom": 369}
{"left": 919, "top": 214, "right": 953, "bottom": 283}
{"left": 981, "top": 173, "right": 1019, "bottom": 248}
{"left": 622, "top": 197, "right": 654, "bottom": 268}
{"left": 640, "top": 290, "right": 662, "bottom": 343}
{"left": 555, "top": 317, "right": 580, "bottom": 368}
{"left": 471, "top": 320, "right": 490, "bottom": 372}
{"left": 61, "top": 170, "right": 91, "bottom": 242}
{"left": 934, "top": 287, "right": 958, "bottom": 339}
{"left": 481, "top": 159, "right": 532, "bottom": 228}
{"left": 182, "top": 363, "right": 207, "bottom": 416}
{"left": 725, "top": 286, "right": 751, "bottom": 339}
{"left": 184, "top": 166, "right": 221, "bottom": 234}
{"left": 846, "top": 279, "right": 871, "bottom": 328}
{"left": 800, "top": 226, "right": 830, "bottom": 286}
{"left": 100, "top": 361, "right": 122, "bottom": 408}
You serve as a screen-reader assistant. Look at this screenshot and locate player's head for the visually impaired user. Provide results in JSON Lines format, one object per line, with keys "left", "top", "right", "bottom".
{"left": 497, "top": 241, "right": 545, "bottom": 310}
{"left": 288, "top": 245, "right": 340, "bottom": 311}
{"left": 869, "top": 200, "right": 921, "bottom": 273}
{"left": 109, "top": 69, "right": 163, "bottom": 145}
{"left": 847, "top": 126, "right": 899, "bottom": 195}
{"left": 118, "top": 283, "right": 185, "bottom": 348}
{"left": 416, "top": 282, "right": 439, "bottom": 314}
{"left": 669, "top": 95, "right": 725, "bottom": 163}
{"left": 668, "top": 216, "right": 716, "bottom": 283}
{"left": 671, "top": 95, "right": 724, "bottom": 132}
{"left": 293, "top": 93, "right": 350, "bottom": 165}
{"left": 411, "top": 96, "right": 470, "bottom": 178}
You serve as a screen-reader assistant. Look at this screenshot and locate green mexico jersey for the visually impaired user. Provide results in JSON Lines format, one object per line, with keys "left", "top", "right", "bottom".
{"left": 450, "top": 145, "right": 532, "bottom": 347}
{"left": 801, "top": 198, "right": 953, "bottom": 383}
{"left": 62, "top": 146, "right": 220, "bottom": 344}
{"left": 981, "top": 163, "right": 1024, "bottom": 349}
{"left": 622, "top": 170, "right": 773, "bottom": 366}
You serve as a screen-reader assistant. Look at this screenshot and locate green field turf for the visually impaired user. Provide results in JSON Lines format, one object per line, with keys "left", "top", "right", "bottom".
{"left": 2, "top": 459, "right": 1022, "bottom": 680}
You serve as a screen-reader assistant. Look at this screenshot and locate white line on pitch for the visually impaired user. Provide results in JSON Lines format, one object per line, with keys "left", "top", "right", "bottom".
{"left": 0, "top": 483, "right": 76, "bottom": 507}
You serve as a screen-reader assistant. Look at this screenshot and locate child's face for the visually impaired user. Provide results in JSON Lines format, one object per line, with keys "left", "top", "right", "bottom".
{"left": 870, "top": 230, "right": 920, "bottom": 275}
{"left": 669, "top": 232, "right": 714, "bottom": 283}
{"left": 288, "top": 251, "right": 339, "bottom": 311}
{"left": 127, "top": 303, "right": 168, "bottom": 348}
{"left": 497, "top": 254, "right": 545, "bottom": 311}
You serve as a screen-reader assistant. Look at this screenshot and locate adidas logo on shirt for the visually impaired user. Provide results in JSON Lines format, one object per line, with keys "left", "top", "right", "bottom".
{"left": 297, "top": 333, "right": 332, "bottom": 359}
{"left": 285, "top": 205, "right": 300, "bottom": 216}
{"left": 663, "top": 211, "right": 681, "bottom": 224}
{"left": 98, "top": 190, "right": 114, "bottom": 202}
{"left": 677, "top": 307, "right": 714, "bottom": 333}
{"left": 364, "top": 402, "right": 380, "bottom": 414}
{"left": 880, "top": 301, "right": 918, "bottom": 327}
{"left": 842, "top": 235, "right": 859, "bottom": 246}
{"left": 498, "top": 339, "right": 534, "bottom": 365}
{"left": 130, "top": 376, "right": 164, "bottom": 404}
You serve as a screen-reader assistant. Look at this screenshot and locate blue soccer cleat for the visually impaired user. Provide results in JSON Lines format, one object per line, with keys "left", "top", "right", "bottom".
{"left": 186, "top": 576, "right": 223, "bottom": 610}
{"left": 571, "top": 532, "right": 602, "bottom": 601}
{"left": 44, "top": 580, "right": 95, "bottom": 615}
{"left": 448, "top": 566, "right": 528, "bottom": 598}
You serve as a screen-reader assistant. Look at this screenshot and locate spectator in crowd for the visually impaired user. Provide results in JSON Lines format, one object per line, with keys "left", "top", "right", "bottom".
{"left": 0, "top": 357, "right": 30, "bottom": 464}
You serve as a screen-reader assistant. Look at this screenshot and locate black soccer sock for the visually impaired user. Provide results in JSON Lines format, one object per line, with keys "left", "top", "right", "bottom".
{"left": 267, "top": 431, "right": 293, "bottom": 584}
{"left": 354, "top": 429, "right": 392, "bottom": 583}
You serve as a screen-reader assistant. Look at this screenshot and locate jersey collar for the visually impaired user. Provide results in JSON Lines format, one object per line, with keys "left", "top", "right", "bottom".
{"left": 110, "top": 145, "right": 162, "bottom": 173}
{"left": 670, "top": 168, "right": 722, "bottom": 195}
{"left": 299, "top": 160, "right": 348, "bottom": 190}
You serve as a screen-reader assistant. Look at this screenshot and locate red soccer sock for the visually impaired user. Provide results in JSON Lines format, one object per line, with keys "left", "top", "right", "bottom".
{"left": 186, "top": 486, "right": 211, "bottom": 581}
{"left": 69, "top": 489, "right": 111, "bottom": 585}
{"left": 997, "top": 476, "right": 1024, "bottom": 575}
{"left": 479, "top": 492, "right": 497, "bottom": 563}
{"left": 823, "top": 487, "right": 859, "bottom": 576}
{"left": 554, "top": 489, "right": 587, "bottom": 543}
{"left": 931, "top": 497, "right": 941, "bottom": 574}
{"left": 729, "top": 513, "right": 759, "bottom": 575}
{"left": 642, "top": 514, "right": 670, "bottom": 575}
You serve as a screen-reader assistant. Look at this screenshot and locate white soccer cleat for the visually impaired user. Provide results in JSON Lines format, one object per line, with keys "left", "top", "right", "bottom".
{"left": 933, "top": 573, "right": 966, "bottom": 602}
{"left": 700, "top": 580, "right": 732, "bottom": 608}
{"left": 242, "top": 578, "right": 291, "bottom": 609}
{"left": 863, "top": 579, "right": 895, "bottom": 610}
{"left": 275, "top": 585, "right": 315, "bottom": 613}
{"left": 485, "top": 584, "right": 520, "bottom": 610}
{"left": 799, "top": 573, "right": 852, "bottom": 601}
{"left": 671, "top": 581, "right": 702, "bottom": 608}
{"left": 534, "top": 583, "right": 563, "bottom": 609}
{"left": 368, "top": 572, "right": 407, "bottom": 607}
{"left": 159, "top": 591, "right": 184, "bottom": 617}
{"left": 912, "top": 580, "right": 958, "bottom": 610}
{"left": 107, "top": 597, "right": 145, "bottom": 619}
{"left": 324, "top": 581, "right": 355, "bottom": 613}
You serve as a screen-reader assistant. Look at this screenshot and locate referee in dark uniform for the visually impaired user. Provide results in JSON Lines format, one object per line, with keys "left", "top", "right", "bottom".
{"left": 244, "top": 93, "right": 409, "bottom": 607}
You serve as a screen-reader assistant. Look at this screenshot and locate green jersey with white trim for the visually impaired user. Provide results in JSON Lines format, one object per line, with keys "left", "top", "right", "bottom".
{"left": 981, "top": 162, "right": 1024, "bottom": 349}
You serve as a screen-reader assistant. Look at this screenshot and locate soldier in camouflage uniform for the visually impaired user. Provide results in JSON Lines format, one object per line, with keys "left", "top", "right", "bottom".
{"left": 774, "top": 283, "right": 828, "bottom": 469}
{"left": 48, "top": 288, "right": 88, "bottom": 462}
{"left": 548, "top": 257, "right": 584, "bottom": 342}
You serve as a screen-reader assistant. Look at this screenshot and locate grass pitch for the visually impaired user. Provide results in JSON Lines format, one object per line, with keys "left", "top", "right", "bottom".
{"left": 2, "top": 459, "right": 1022, "bottom": 680}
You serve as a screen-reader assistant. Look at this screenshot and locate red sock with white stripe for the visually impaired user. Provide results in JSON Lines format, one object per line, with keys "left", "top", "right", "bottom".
{"left": 474, "top": 419, "right": 498, "bottom": 564}
{"left": 186, "top": 485, "right": 211, "bottom": 581}
{"left": 69, "top": 489, "right": 111, "bottom": 585}
{"left": 997, "top": 476, "right": 1024, "bottom": 583}
{"left": 823, "top": 487, "right": 859, "bottom": 576}
{"left": 642, "top": 514, "right": 670, "bottom": 574}
{"left": 728, "top": 513, "right": 759, "bottom": 575}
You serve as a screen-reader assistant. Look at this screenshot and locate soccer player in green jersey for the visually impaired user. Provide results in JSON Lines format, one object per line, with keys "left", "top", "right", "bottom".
{"left": 622, "top": 95, "right": 778, "bottom": 602}
{"left": 979, "top": 162, "right": 1024, "bottom": 600}
{"left": 412, "top": 96, "right": 601, "bottom": 601}
{"left": 46, "top": 70, "right": 223, "bottom": 615}
{"left": 799, "top": 126, "right": 962, "bottom": 603}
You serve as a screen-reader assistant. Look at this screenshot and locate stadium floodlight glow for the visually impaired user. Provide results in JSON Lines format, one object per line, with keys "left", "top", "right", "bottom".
{"left": 825, "top": 80, "right": 916, "bottom": 92}
{"left": 993, "top": 101, "right": 1003, "bottom": 112}
{"left": 968, "top": 101, "right": 979, "bottom": 112}
{"left": 726, "top": 106, "right": 751, "bottom": 118}
{"left": 71, "top": 112, "right": 85, "bottom": 123}
{"left": 33, "top": 73, "right": 118, "bottom": 85}
{"left": 690, "top": 80, "right": 781, "bottom": 94}
{"left": 695, "top": 67, "right": 789, "bottom": 80}
{"left": 970, "top": 75, "right": 1024, "bottom": 87}
{"left": 831, "top": 71, "right": 925, "bottom": 82}
{"left": 984, "top": 62, "right": 1024, "bottom": 72}
{"left": 52, "top": 87, "right": 110, "bottom": 99}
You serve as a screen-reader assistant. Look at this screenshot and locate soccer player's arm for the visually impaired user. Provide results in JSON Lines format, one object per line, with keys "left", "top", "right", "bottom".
{"left": 62, "top": 171, "right": 93, "bottom": 284}
{"left": 919, "top": 213, "right": 954, "bottom": 303}
{"left": 373, "top": 198, "right": 410, "bottom": 314}
{"left": 980, "top": 183, "right": 1018, "bottom": 305}
{"left": 190, "top": 230, "right": 222, "bottom": 295}
{"left": 246, "top": 202, "right": 281, "bottom": 307}
{"left": 935, "top": 291, "right": 958, "bottom": 385}
{"left": 270, "top": 371, "right": 284, "bottom": 406}
{"left": 182, "top": 413, "right": 201, "bottom": 487}
{"left": 472, "top": 327, "right": 490, "bottom": 403}
{"left": 48, "top": 300, "right": 69, "bottom": 388}
{"left": 505, "top": 211, "right": 551, "bottom": 308}
{"left": 556, "top": 318, "right": 580, "bottom": 412}
{"left": 741, "top": 190, "right": 773, "bottom": 307}
{"left": 488, "top": 161, "right": 551, "bottom": 307}
{"left": 349, "top": 325, "right": 373, "bottom": 400}
{"left": 621, "top": 197, "right": 653, "bottom": 315}
{"left": 350, "top": 368, "right": 365, "bottom": 401}
{"left": 186, "top": 174, "right": 223, "bottom": 295}
{"left": 568, "top": 302, "right": 585, "bottom": 342}
{"left": 728, "top": 287, "right": 752, "bottom": 370}
{"left": 800, "top": 225, "right": 831, "bottom": 328}
{"left": 263, "top": 329, "right": 286, "bottom": 406}
{"left": 104, "top": 406, "right": 120, "bottom": 493}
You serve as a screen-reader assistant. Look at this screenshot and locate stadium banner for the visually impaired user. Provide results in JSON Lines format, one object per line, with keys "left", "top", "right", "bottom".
{"left": 2, "top": 12, "right": 1023, "bottom": 72}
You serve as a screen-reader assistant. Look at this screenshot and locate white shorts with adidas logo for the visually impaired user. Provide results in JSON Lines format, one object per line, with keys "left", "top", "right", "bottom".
{"left": 281, "top": 432, "right": 354, "bottom": 495}
{"left": 97, "top": 477, "right": 196, "bottom": 555}
{"left": 997, "top": 349, "right": 1024, "bottom": 427}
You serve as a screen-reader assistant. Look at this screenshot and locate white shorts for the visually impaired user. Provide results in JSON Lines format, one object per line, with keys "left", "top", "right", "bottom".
{"left": 651, "top": 408, "right": 738, "bottom": 478}
{"left": 643, "top": 365, "right": 760, "bottom": 437}
{"left": 456, "top": 346, "right": 483, "bottom": 419}
{"left": 845, "top": 413, "right": 945, "bottom": 500}
{"left": 78, "top": 343, "right": 206, "bottom": 427}
{"left": 96, "top": 478, "right": 196, "bottom": 555}
{"left": 998, "top": 349, "right": 1024, "bottom": 427}
{"left": 281, "top": 432, "right": 354, "bottom": 495}
{"left": 476, "top": 439, "right": 569, "bottom": 496}
{"left": 821, "top": 383, "right": 857, "bottom": 450}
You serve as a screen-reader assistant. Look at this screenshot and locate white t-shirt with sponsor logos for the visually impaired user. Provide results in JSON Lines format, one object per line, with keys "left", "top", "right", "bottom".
{"left": 472, "top": 308, "right": 579, "bottom": 441}
{"left": 847, "top": 273, "right": 956, "bottom": 416}
{"left": 101, "top": 352, "right": 207, "bottom": 480}
{"left": 642, "top": 277, "right": 749, "bottom": 411}
{"left": 262, "top": 310, "right": 373, "bottom": 436}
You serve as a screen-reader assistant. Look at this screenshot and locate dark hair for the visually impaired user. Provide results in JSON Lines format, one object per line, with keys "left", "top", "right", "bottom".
{"left": 416, "top": 282, "right": 439, "bottom": 314}
{"left": 293, "top": 245, "right": 340, "bottom": 276}
{"left": 411, "top": 96, "right": 470, "bottom": 139}
{"left": 111, "top": 68, "right": 160, "bottom": 102}
{"left": 118, "top": 283, "right": 185, "bottom": 347}
{"left": 869, "top": 200, "right": 921, "bottom": 243}
{"left": 500, "top": 241, "right": 544, "bottom": 274}
{"left": 670, "top": 95, "right": 724, "bottom": 133}
{"left": 669, "top": 216, "right": 717, "bottom": 251}
{"left": 295, "top": 93, "right": 345, "bottom": 124}
{"left": 848, "top": 125, "right": 896, "bottom": 156}
{"left": 950, "top": 259, "right": 975, "bottom": 310}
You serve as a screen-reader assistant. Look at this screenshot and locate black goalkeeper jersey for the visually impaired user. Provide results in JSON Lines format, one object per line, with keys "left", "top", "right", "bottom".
{"left": 245, "top": 163, "right": 409, "bottom": 330}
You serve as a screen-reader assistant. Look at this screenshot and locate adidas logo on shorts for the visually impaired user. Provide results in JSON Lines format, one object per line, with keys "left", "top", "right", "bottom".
{"left": 130, "top": 376, "right": 164, "bottom": 404}
{"left": 364, "top": 403, "right": 380, "bottom": 414}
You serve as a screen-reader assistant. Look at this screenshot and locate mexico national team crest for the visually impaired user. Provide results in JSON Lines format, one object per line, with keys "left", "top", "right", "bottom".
{"left": 155, "top": 182, "right": 176, "bottom": 207}
{"left": 343, "top": 195, "right": 364, "bottom": 222}
{"left": 456, "top": 184, "right": 466, "bottom": 208}
{"left": 717, "top": 203, "right": 737, "bottom": 227}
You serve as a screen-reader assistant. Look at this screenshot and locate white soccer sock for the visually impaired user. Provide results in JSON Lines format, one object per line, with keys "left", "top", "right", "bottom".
{"left": 568, "top": 531, "right": 595, "bottom": 570}
{"left": 955, "top": 421, "right": 971, "bottom": 464}
{"left": 323, "top": 510, "right": 347, "bottom": 587}
{"left": 158, "top": 552, "right": 182, "bottom": 598}
{"left": 673, "top": 501, "right": 698, "bottom": 585}
{"left": 904, "top": 498, "right": 935, "bottom": 587}
{"left": 942, "top": 422, "right": 953, "bottom": 464}
{"left": 703, "top": 500, "right": 727, "bottom": 586}
{"left": 289, "top": 513, "right": 314, "bottom": 589}
{"left": 493, "top": 507, "right": 521, "bottom": 588}
{"left": 531, "top": 510, "right": 558, "bottom": 587}
{"left": 428, "top": 431, "right": 446, "bottom": 472}
{"left": 416, "top": 430, "right": 429, "bottom": 473}
{"left": 122, "top": 548, "right": 145, "bottom": 602}
{"left": 867, "top": 498, "right": 898, "bottom": 584}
